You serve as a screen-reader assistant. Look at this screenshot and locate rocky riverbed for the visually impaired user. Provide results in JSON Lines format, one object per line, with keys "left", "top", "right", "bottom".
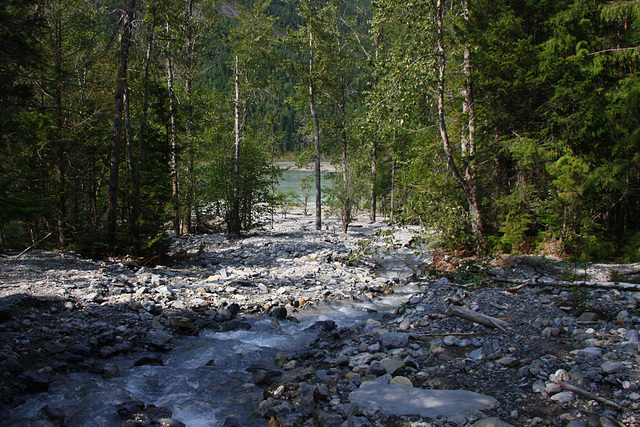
{"left": 0, "top": 212, "right": 639, "bottom": 426}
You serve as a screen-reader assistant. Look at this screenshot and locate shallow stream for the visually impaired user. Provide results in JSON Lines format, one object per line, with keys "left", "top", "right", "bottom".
{"left": 3, "top": 283, "right": 420, "bottom": 426}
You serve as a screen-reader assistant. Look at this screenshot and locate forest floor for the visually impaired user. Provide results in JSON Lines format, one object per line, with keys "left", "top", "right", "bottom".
{"left": 0, "top": 211, "right": 639, "bottom": 426}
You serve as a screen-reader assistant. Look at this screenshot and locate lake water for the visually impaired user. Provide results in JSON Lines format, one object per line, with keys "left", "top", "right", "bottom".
{"left": 276, "top": 168, "right": 333, "bottom": 199}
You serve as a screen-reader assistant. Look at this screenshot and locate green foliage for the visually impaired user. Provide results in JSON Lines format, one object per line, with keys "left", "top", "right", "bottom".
{"left": 201, "top": 131, "right": 281, "bottom": 233}
{"left": 2, "top": 0, "right": 640, "bottom": 262}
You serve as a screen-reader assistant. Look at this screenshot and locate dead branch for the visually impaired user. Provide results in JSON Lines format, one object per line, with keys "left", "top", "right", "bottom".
{"left": 15, "top": 232, "right": 53, "bottom": 259}
{"left": 445, "top": 305, "right": 509, "bottom": 333}
{"left": 410, "top": 332, "right": 485, "bottom": 344}
{"left": 552, "top": 379, "right": 624, "bottom": 412}
{"left": 492, "top": 276, "right": 640, "bottom": 292}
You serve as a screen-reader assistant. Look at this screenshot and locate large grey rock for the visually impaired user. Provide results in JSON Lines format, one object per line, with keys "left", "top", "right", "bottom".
{"left": 349, "top": 382, "right": 499, "bottom": 419}
{"left": 380, "top": 332, "right": 410, "bottom": 349}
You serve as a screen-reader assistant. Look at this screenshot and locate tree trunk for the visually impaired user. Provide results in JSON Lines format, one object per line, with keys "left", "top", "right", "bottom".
{"left": 309, "top": 30, "right": 322, "bottom": 231}
{"left": 436, "top": 0, "right": 484, "bottom": 251}
{"left": 54, "top": 11, "right": 66, "bottom": 245}
{"left": 229, "top": 55, "right": 242, "bottom": 235}
{"left": 107, "top": 0, "right": 136, "bottom": 243}
{"left": 339, "top": 77, "right": 351, "bottom": 233}
{"left": 138, "top": 7, "right": 156, "bottom": 161}
{"left": 183, "top": 0, "right": 196, "bottom": 234}
{"left": 167, "top": 54, "right": 180, "bottom": 236}
{"left": 124, "top": 86, "right": 140, "bottom": 227}
{"left": 390, "top": 155, "right": 396, "bottom": 221}
{"left": 370, "top": 138, "right": 377, "bottom": 223}
{"left": 460, "top": 0, "right": 484, "bottom": 248}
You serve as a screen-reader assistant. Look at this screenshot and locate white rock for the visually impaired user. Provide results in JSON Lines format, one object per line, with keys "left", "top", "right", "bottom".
{"left": 550, "top": 391, "right": 574, "bottom": 403}
{"left": 574, "top": 347, "right": 603, "bottom": 357}
{"left": 545, "top": 382, "right": 562, "bottom": 394}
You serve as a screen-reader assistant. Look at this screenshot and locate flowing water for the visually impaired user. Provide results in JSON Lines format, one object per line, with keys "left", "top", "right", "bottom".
{"left": 2, "top": 282, "right": 421, "bottom": 427}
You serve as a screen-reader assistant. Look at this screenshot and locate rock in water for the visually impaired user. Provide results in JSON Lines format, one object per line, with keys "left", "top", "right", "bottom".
{"left": 349, "top": 382, "right": 499, "bottom": 419}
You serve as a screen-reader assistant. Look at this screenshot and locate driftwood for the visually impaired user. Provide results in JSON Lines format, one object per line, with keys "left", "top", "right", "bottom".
{"left": 410, "top": 332, "right": 485, "bottom": 345}
{"left": 413, "top": 332, "right": 485, "bottom": 338}
{"left": 552, "top": 379, "right": 624, "bottom": 412}
{"left": 493, "top": 276, "right": 640, "bottom": 292}
{"left": 445, "top": 305, "right": 509, "bottom": 333}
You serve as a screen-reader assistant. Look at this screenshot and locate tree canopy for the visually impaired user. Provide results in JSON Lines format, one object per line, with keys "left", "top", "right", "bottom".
{"left": 1, "top": 0, "right": 639, "bottom": 261}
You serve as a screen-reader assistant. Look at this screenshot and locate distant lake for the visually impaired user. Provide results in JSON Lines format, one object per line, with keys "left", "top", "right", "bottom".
{"left": 276, "top": 167, "right": 333, "bottom": 199}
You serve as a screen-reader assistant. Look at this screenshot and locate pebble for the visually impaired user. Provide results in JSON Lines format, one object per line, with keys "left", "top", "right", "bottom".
{"left": 550, "top": 391, "right": 574, "bottom": 403}
{"left": 601, "top": 361, "right": 625, "bottom": 374}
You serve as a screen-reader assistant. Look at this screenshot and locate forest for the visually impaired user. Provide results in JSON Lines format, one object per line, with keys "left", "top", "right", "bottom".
{"left": 0, "top": 0, "right": 639, "bottom": 261}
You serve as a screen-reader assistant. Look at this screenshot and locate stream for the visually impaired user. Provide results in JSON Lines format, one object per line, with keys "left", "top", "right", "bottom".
{"left": 2, "top": 282, "right": 421, "bottom": 426}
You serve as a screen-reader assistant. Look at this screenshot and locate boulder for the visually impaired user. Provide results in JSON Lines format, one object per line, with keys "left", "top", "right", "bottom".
{"left": 349, "top": 382, "right": 499, "bottom": 419}
{"left": 380, "top": 332, "right": 409, "bottom": 349}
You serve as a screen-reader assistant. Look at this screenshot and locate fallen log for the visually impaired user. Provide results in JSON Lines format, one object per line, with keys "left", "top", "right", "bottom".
{"left": 493, "top": 276, "right": 640, "bottom": 291}
{"left": 445, "top": 305, "right": 509, "bottom": 333}
{"left": 538, "top": 277, "right": 640, "bottom": 291}
{"left": 410, "top": 332, "right": 485, "bottom": 345}
{"left": 552, "top": 379, "right": 624, "bottom": 412}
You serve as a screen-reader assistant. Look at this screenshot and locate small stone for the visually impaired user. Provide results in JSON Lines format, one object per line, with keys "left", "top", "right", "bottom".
{"left": 313, "top": 384, "right": 331, "bottom": 402}
{"left": 575, "top": 347, "right": 603, "bottom": 358}
{"left": 624, "top": 330, "right": 640, "bottom": 343}
{"left": 169, "top": 316, "right": 194, "bottom": 330}
{"left": 497, "top": 356, "right": 519, "bottom": 368}
{"left": 282, "top": 360, "right": 298, "bottom": 370}
{"left": 44, "top": 341, "right": 67, "bottom": 354}
{"left": 389, "top": 376, "right": 413, "bottom": 386}
{"left": 313, "top": 409, "right": 344, "bottom": 427}
{"left": 617, "top": 310, "right": 631, "bottom": 322}
{"left": 532, "top": 380, "right": 546, "bottom": 394}
{"left": 545, "top": 382, "right": 562, "bottom": 394}
{"left": 550, "top": 391, "right": 574, "bottom": 403}
{"left": 85, "top": 292, "right": 102, "bottom": 302}
{"left": 551, "top": 369, "right": 570, "bottom": 382}
{"left": 443, "top": 335, "right": 457, "bottom": 346}
{"left": 269, "top": 307, "right": 288, "bottom": 320}
{"left": 369, "top": 361, "right": 387, "bottom": 376}
{"left": 380, "top": 358, "right": 405, "bottom": 376}
{"left": 156, "top": 286, "right": 174, "bottom": 296}
{"left": 578, "top": 312, "right": 598, "bottom": 322}
{"left": 601, "top": 361, "right": 625, "bottom": 374}
{"left": 471, "top": 417, "right": 515, "bottom": 427}
{"left": 148, "top": 330, "right": 173, "bottom": 344}
{"left": 349, "top": 353, "right": 374, "bottom": 368}
{"left": 469, "top": 348, "right": 484, "bottom": 361}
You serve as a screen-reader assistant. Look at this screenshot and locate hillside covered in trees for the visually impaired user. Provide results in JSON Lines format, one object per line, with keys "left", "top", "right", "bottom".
{"left": 1, "top": 0, "right": 639, "bottom": 261}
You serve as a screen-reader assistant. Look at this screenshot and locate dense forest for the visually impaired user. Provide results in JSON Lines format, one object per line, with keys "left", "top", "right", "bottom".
{"left": 0, "top": 0, "right": 639, "bottom": 261}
